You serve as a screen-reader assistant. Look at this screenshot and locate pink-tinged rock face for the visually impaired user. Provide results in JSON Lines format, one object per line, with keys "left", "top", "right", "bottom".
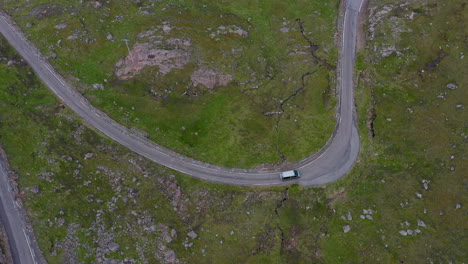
{"left": 115, "top": 39, "right": 192, "bottom": 80}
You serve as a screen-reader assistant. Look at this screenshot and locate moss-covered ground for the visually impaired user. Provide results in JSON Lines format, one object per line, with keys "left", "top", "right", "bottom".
{"left": 3, "top": 0, "right": 339, "bottom": 168}
{"left": 0, "top": 0, "right": 466, "bottom": 263}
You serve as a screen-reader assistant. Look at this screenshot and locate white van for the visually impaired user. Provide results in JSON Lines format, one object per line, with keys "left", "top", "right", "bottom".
{"left": 280, "top": 170, "right": 301, "bottom": 180}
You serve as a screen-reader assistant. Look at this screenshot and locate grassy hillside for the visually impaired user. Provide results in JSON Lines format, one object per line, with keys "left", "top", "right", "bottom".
{"left": 3, "top": 0, "right": 340, "bottom": 168}
{"left": 0, "top": 0, "right": 465, "bottom": 263}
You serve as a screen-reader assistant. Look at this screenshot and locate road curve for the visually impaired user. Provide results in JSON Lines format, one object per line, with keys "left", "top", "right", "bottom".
{"left": 0, "top": 0, "right": 362, "bottom": 186}
{"left": 0, "top": 152, "right": 43, "bottom": 264}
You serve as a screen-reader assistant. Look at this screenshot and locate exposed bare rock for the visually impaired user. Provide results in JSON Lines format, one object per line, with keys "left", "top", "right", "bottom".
{"left": 209, "top": 25, "right": 248, "bottom": 38}
{"left": 84, "top": 152, "right": 94, "bottom": 160}
{"left": 368, "top": 5, "right": 393, "bottom": 40}
{"left": 342, "top": 225, "right": 351, "bottom": 233}
{"left": 54, "top": 23, "right": 68, "bottom": 30}
{"left": 191, "top": 68, "right": 233, "bottom": 89}
{"left": 159, "top": 224, "right": 173, "bottom": 243}
{"left": 92, "top": 83, "right": 104, "bottom": 90}
{"left": 92, "top": 1, "right": 102, "bottom": 9}
{"left": 187, "top": 230, "right": 197, "bottom": 239}
{"left": 162, "top": 22, "right": 173, "bottom": 34}
{"left": 417, "top": 219, "right": 426, "bottom": 228}
{"left": 108, "top": 242, "right": 120, "bottom": 252}
{"left": 115, "top": 40, "right": 191, "bottom": 80}
{"left": 156, "top": 243, "right": 180, "bottom": 264}
{"left": 447, "top": 83, "right": 458, "bottom": 90}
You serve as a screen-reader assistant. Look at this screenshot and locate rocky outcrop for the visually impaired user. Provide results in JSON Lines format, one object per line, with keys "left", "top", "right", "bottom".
{"left": 191, "top": 68, "right": 233, "bottom": 89}
{"left": 115, "top": 39, "right": 191, "bottom": 80}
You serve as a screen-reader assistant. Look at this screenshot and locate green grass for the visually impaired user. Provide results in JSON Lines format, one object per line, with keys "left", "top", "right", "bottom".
{"left": 4, "top": 0, "right": 339, "bottom": 168}
{"left": 0, "top": 0, "right": 466, "bottom": 263}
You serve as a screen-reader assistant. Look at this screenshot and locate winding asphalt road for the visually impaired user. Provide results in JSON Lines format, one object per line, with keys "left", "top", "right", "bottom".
{"left": 0, "top": 1, "right": 362, "bottom": 262}
{"left": 0, "top": 154, "right": 43, "bottom": 264}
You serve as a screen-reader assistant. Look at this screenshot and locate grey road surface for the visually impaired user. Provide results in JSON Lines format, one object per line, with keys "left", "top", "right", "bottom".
{"left": 0, "top": 156, "right": 43, "bottom": 264}
{"left": 0, "top": 1, "right": 362, "bottom": 187}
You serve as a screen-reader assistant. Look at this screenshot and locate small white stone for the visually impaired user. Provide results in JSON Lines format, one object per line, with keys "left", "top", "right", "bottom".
{"left": 343, "top": 225, "right": 351, "bottom": 233}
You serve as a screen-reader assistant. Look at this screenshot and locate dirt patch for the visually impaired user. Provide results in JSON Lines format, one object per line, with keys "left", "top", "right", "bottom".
{"left": 191, "top": 68, "right": 233, "bottom": 89}
{"left": 115, "top": 38, "right": 192, "bottom": 80}
{"left": 357, "top": 0, "right": 371, "bottom": 50}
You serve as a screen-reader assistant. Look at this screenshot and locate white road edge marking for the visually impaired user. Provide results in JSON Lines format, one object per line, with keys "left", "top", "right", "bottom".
{"left": 23, "top": 228, "right": 38, "bottom": 264}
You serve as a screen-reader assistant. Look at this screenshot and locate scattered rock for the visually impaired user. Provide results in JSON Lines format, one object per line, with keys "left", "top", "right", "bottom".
{"left": 57, "top": 218, "right": 66, "bottom": 227}
{"left": 54, "top": 23, "right": 68, "bottom": 30}
{"left": 162, "top": 22, "right": 173, "bottom": 34}
{"left": 366, "top": 215, "right": 373, "bottom": 220}
{"left": 159, "top": 224, "right": 173, "bottom": 243}
{"left": 26, "top": 22, "right": 33, "bottom": 28}
{"left": 209, "top": 25, "right": 248, "bottom": 38}
{"left": 347, "top": 211, "right": 353, "bottom": 221}
{"left": 280, "top": 27, "right": 290, "bottom": 33}
{"left": 360, "top": 215, "right": 365, "bottom": 219}
{"left": 31, "top": 185, "right": 40, "bottom": 194}
{"left": 417, "top": 220, "right": 426, "bottom": 228}
{"left": 446, "top": 83, "right": 458, "bottom": 90}
{"left": 92, "top": 1, "right": 102, "bottom": 9}
{"left": 342, "top": 225, "right": 351, "bottom": 233}
{"left": 187, "top": 231, "right": 197, "bottom": 239}
{"left": 84, "top": 152, "right": 94, "bottom": 160}
{"left": 191, "top": 68, "right": 233, "bottom": 89}
{"left": 406, "top": 229, "right": 414, "bottom": 236}
{"left": 156, "top": 243, "right": 179, "bottom": 264}
{"left": 422, "top": 179, "right": 430, "bottom": 190}
{"left": 455, "top": 203, "right": 462, "bottom": 210}
{"left": 106, "top": 34, "right": 114, "bottom": 41}
{"left": 107, "top": 242, "right": 119, "bottom": 252}
{"left": 50, "top": 53, "right": 58, "bottom": 59}
{"left": 399, "top": 230, "right": 407, "bottom": 236}
{"left": 92, "top": 83, "right": 104, "bottom": 90}
{"left": 381, "top": 45, "right": 397, "bottom": 57}
{"left": 416, "top": 192, "right": 423, "bottom": 198}
{"left": 115, "top": 40, "right": 191, "bottom": 79}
